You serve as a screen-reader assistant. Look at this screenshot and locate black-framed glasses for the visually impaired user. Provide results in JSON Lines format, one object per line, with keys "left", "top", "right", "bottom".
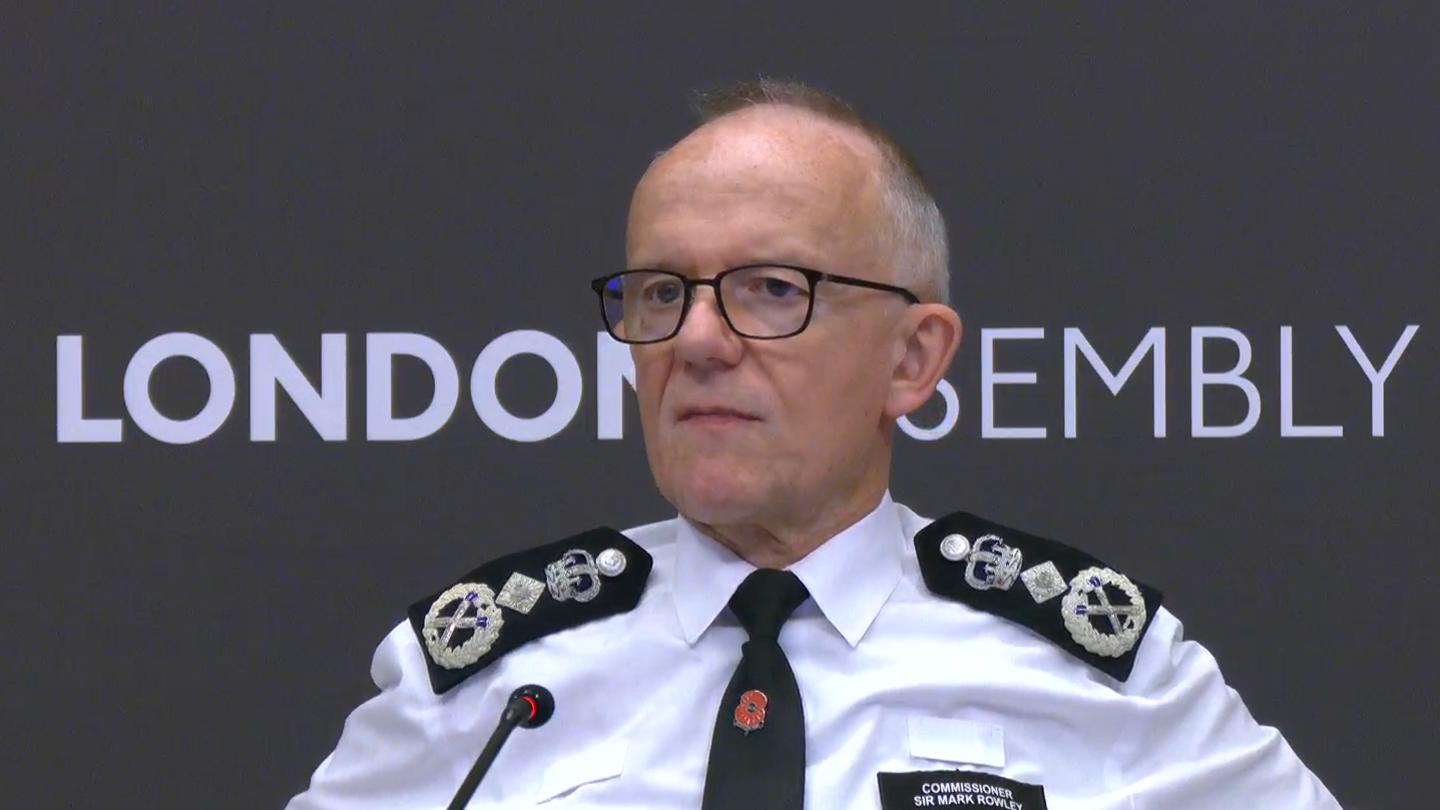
{"left": 590, "top": 264, "right": 920, "bottom": 344}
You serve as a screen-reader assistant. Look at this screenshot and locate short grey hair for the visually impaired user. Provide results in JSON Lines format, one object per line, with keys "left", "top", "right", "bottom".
{"left": 690, "top": 78, "right": 951, "bottom": 305}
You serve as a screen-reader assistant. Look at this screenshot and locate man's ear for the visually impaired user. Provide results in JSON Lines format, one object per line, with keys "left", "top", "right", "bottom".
{"left": 885, "top": 304, "right": 962, "bottom": 419}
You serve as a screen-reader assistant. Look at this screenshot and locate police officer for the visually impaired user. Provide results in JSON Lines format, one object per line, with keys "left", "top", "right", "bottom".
{"left": 285, "top": 80, "right": 1343, "bottom": 810}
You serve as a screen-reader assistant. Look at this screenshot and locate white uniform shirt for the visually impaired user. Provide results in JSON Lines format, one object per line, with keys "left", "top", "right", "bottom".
{"left": 286, "top": 495, "right": 1343, "bottom": 809}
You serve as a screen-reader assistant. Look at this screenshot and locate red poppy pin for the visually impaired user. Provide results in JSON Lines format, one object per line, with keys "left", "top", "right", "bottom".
{"left": 733, "top": 689, "right": 768, "bottom": 734}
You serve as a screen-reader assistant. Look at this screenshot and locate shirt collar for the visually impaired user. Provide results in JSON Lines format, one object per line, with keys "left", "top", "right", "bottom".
{"left": 671, "top": 492, "right": 905, "bottom": 648}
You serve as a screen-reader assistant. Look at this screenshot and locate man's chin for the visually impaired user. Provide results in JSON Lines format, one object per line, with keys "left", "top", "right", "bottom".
{"left": 663, "top": 476, "right": 771, "bottom": 527}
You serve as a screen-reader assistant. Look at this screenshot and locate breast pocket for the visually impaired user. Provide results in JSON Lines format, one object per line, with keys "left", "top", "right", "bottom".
{"left": 906, "top": 715, "right": 1006, "bottom": 770}
{"left": 535, "top": 741, "right": 628, "bottom": 804}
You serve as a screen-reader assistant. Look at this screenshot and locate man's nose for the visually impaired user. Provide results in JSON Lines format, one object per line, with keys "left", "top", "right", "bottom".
{"left": 671, "top": 286, "right": 743, "bottom": 367}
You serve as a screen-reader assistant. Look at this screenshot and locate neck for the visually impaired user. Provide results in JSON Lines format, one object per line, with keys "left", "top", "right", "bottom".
{"left": 691, "top": 483, "right": 888, "bottom": 569}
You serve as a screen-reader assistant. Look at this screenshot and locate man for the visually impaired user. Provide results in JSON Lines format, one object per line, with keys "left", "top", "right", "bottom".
{"left": 286, "top": 80, "right": 1343, "bottom": 809}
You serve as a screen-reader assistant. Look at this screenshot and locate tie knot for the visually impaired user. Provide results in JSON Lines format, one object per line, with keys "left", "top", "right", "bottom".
{"left": 728, "top": 569, "right": 810, "bottom": 641}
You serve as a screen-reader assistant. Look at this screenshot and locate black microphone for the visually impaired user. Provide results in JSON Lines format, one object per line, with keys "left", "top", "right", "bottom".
{"left": 444, "top": 685, "right": 555, "bottom": 810}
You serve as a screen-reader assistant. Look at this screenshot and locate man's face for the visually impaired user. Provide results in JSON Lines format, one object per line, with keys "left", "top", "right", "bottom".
{"left": 624, "top": 109, "right": 910, "bottom": 530}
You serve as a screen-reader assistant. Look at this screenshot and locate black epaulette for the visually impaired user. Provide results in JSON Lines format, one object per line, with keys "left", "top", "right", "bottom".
{"left": 406, "top": 527, "right": 653, "bottom": 695}
{"left": 915, "top": 511, "right": 1163, "bottom": 682}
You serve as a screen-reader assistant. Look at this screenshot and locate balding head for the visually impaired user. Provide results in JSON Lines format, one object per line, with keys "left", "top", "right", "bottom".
{"left": 629, "top": 104, "right": 891, "bottom": 285}
{"left": 645, "top": 79, "right": 951, "bottom": 305}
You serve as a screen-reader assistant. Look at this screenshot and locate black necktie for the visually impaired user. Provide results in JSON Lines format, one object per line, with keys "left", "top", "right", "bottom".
{"left": 702, "top": 568, "right": 812, "bottom": 810}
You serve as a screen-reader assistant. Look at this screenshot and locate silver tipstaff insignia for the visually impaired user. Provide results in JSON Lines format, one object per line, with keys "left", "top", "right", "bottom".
{"left": 545, "top": 548, "right": 603, "bottom": 603}
{"left": 595, "top": 548, "right": 628, "bottom": 577}
{"left": 495, "top": 572, "right": 545, "bottom": 614}
{"left": 939, "top": 533, "right": 972, "bottom": 561}
{"left": 1061, "top": 566, "right": 1148, "bottom": 658}
{"left": 963, "top": 535, "right": 1023, "bottom": 591}
{"left": 1020, "top": 561, "right": 1068, "bottom": 603}
{"left": 423, "top": 583, "right": 504, "bottom": 670}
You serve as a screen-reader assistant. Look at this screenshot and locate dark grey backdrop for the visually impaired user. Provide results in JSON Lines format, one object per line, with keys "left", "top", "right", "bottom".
{"left": 2, "top": 4, "right": 1435, "bottom": 809}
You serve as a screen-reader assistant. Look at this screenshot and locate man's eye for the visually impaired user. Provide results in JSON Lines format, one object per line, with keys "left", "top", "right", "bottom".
{"left": 757, "top": 276, "right": 804, "bottom": 298}
{"left": 642, "top": 281, "right": 683, "bottom": 304}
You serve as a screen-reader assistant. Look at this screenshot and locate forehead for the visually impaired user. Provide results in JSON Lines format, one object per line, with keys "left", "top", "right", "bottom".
{"left": 626, "top": 108, "right": 887, "bottom": 270}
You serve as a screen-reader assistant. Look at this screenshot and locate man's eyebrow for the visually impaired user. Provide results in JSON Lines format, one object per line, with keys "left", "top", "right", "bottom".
{"left": 625, "top": 259, "right": 811, "bottom": 274}
{"left": 623, "top": 260, "right": 682, "bottom": 272}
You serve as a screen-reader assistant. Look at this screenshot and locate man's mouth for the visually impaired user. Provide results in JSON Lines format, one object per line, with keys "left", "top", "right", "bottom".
{"left": 677, "top": 407, "right": 762, "bottom": 423}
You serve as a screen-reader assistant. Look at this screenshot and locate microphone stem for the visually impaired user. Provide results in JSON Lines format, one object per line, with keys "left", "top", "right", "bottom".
{"left": 444, "top": 705, "right": 526, "bottom": 810}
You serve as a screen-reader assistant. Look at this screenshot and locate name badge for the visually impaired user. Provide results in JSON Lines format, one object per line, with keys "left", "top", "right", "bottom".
{"left": 877, "top": 770, "right": 1047, "bottom": 810}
